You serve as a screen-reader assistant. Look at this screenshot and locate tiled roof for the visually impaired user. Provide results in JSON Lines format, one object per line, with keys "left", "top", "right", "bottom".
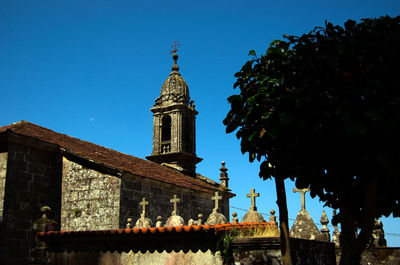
{"left": 0, "top": 121, "right": 224, "bottom": 194}
{"left": 39, "top": 222, "right": 273, "bottom": 238}
{"left": 37, "top": 222, "right": 275, "bottom": 253}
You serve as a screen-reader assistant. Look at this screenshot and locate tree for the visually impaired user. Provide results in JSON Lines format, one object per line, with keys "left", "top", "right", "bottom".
{"left": 224, "top": 15, "right": 400, "bottom": 265}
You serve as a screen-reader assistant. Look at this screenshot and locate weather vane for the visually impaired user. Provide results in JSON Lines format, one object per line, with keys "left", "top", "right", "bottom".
{"left": 169, "top": 40, "right": 180, "bottom": 54}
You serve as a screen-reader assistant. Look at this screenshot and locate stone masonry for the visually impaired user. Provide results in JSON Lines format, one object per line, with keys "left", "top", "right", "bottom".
{"left": 61, "top": 158, "right": 121, "bottom": 231}
{"left": 0, "top": 140, "right": 62, "bottom": 265}
{"left": 119, "top": 174, "right": 219, "bottom": 228}
{"left": 61, "top": 158, "right": 222, "bottom": 231}
{"left": 0, "top": 152, "right": 7, "bottom": 222}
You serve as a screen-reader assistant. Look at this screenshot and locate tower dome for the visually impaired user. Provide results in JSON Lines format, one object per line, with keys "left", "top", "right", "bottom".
{"left": 147, "top": 53, "right": 202, "bottom": 177}
{"left": 155, "top": 54, "right": 190, "bottom": 106}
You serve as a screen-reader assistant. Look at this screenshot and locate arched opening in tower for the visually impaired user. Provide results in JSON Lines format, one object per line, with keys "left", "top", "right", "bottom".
{"left": 161, "top": 115, "right": 171, "bottom": 153}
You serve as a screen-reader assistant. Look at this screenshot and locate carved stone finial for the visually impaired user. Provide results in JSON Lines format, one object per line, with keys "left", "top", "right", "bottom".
{"left": 30, "top": 206, "right": 58, "bottom": 263}
{"left": 269, "top": 209, "right": 277, "bottom": 225}
{"left": 41, "top": 206, "right": 51, "bottom": 219}
{"left": 219, "top": 161, "right": 229, "bottom": 188}
{"left": 371, "top": 219, "right": 387, "bottom": 247}
{"left": 190, "top": 214, "right": 203, "bottom": 226}
{"left": 197, "top": 213, "right": 203, "bottom": 225}
{"left": 126, "top": 218, "right": 133, "bottom": 229}
{"left": 211, "top": 192, "right": 223, "bottom": 212}
{"left": 320, "top": 210, "right": 330, "bottom": 242}
{"left": 247, "top": 188, "right": 260, "bottom": 211}
{"left": 33, "top": 206, "right": 57, "bottom": 232}
{"left": 170, "top": 194, "right": 181, "bottom": 215}
{"left": 332, "top": 209, "right": 340, "bottom": 247}
{"left": 171, "top": 53, "right": 179, "bottom": 72}
{"left": 293, "top": 188, "right": 310, "bottom": 210}
{"left": 231, "top": 212, "right": 239, "bottom": 223}
{"left": 156, "top": 216, "right": 163, "bottom": 227}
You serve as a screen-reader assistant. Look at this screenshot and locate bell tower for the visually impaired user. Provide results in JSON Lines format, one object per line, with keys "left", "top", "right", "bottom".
{"left": 146, "top": 53, "right": 202, "bottom": 176}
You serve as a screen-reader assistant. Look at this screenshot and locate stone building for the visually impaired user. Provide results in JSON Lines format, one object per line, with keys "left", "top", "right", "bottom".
{"left": 0, "top": 54, "right": 234, "bottom": 265}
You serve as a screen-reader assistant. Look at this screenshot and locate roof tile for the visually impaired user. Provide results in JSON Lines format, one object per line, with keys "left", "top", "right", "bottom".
{"left": 0, "top": 121, "right": 223, "bottom": 193}
{"left": 38, "top": 222, "right": 275, "bottom": 240}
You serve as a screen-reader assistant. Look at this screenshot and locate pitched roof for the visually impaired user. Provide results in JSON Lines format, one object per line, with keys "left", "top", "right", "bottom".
{"left": 0, "top": 121, "right": 223, "bottom": 194}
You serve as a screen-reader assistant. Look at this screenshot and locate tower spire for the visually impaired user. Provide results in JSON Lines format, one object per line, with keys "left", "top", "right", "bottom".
{"left": 147, "top": 51, "right": 202, "bottom": 177}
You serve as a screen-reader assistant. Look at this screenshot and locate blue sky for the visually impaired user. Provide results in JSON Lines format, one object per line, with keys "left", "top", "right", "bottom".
{"left": 1, "top": 0, "right": 400, "bottom": 245}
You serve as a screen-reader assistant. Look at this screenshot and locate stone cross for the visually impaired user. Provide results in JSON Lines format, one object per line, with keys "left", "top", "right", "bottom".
{"left": 139, "top": 197, "right": 149, "bottom": 217}
{"left": 211, "top": 192, "right": 222, "bottom": 212}
{"left": 247, "top": 188, "right": 260, "bottom": 211}
{"left": 170, "top": 194, "right": 180, "bottom": 215}
{"left": 293, "top": 188, "right": 310, "bottom": 210}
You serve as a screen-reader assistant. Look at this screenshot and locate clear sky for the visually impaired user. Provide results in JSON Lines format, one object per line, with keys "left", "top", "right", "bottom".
{"left": 1, "top": 0, "right": 399, "bottom": 245}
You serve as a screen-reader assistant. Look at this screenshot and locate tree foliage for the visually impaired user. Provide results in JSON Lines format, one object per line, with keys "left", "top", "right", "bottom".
{"left": 224, "top": 15, "right": 400, "bottom": 264}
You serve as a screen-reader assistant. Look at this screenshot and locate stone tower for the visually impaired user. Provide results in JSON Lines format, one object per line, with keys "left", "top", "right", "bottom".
{"left": 146, "top": 54, "right": 202, "bottom": 176}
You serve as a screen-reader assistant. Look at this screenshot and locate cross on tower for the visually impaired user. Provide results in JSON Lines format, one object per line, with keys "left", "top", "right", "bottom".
{"left": 139, "top": 197, "right": 149, "bottom": 217}
{"left": 293, "top": 188, "right": 310, "bottom": 210}
{"left": 170, "top": 194, "right": 181, "bottom": 215}
{"left": 211, "top": 192, "right": 222, "bottom": 212}
{"left": 169, "top": 40, "right": 180, "bottom": 54}
{"left": 247, "top": 188, "right": 260, "bottom": 211}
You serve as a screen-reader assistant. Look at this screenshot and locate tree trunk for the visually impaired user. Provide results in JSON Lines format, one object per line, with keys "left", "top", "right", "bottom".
{"left": 274, "top": 176, "right": 293, "bottom": 265}
{"left": 339, "top": 177, "right": 377, "bottom": 265}
{"left": 339, "top": 203, "right": 360, "bottom": 265}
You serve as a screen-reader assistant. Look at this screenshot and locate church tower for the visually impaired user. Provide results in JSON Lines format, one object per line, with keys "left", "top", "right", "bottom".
{"left": 146, "top": 54, "right": 202, "bottom": 176}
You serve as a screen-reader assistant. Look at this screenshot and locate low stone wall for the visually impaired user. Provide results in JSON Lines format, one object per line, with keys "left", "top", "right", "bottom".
{"left": 51, "top": 250, "right": 223, "bottom": 265}
{"left": 362, "top": 247, "right": 400, "bottom": 265}
{"left": 335, "top": 247, "right": 400, "bottom": 265}
{"left": 234, "top": 237, "right": 336, "bottom": 265}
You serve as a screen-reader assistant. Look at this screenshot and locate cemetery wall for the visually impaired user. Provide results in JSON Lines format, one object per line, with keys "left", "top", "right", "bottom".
{"left": 51, "top": 250, "right": 223, "bottom": 265}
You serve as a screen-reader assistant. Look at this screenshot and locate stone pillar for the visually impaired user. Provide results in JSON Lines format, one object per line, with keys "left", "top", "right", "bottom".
{"left": 28, "top": 206, "right": 58, "bottom": 265}
{"left": 331, "top": 209, "right": 340, "bottom": 247}
{"left": 219, "top": 161, "right": 229, "bottom": 189}
{"left": 320, "top": 210, "right": 330, "bottom": 242}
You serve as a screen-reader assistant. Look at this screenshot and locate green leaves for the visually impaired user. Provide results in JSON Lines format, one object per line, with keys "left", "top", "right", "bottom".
{"left": 224, "top": 15, "right": 400, "bottom": 222}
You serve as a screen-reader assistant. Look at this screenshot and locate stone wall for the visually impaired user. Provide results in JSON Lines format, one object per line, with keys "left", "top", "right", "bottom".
{"left": 52, "top": 250, "right": 222, "bottom": 265}
{"left": 233, "top": 237, "right": 336, "bottom": 265}
{"left": 361, "top": 247, "right": 400, "bottom": 265}
{"left": 0, "top": 141, "right": 62, "bottom": 265}
{"left": 0, "top": 152, "right": 7, "bottom": 222}
{"left": 335, "top": 247, "right": 400, "bottom": 265}
{"left": 61, "top": 158, "right": 121, "bottom": 231}
{"left": 119, "top": 175, "right": 218, "bottom": 228}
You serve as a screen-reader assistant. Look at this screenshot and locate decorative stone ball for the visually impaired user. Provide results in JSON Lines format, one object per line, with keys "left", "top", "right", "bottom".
{"left": 165, "top": 215, "right": 185, "bottom": 227}
{"left": 135, "top": 217, "right": 153, "bottom": 228}
{"left": 205, "top": 212, "right": 227, "bottom": 225}
{"left": 242, "top": 209, "right": 264, "bottom": 223}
